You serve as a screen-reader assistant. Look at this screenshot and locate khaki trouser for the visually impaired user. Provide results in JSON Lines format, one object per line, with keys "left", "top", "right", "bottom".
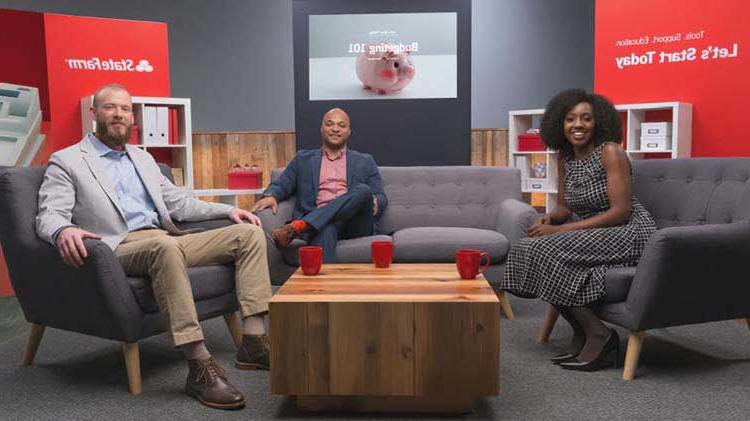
{"left": 115, "top": 223, "right": 272, "bottom": 346}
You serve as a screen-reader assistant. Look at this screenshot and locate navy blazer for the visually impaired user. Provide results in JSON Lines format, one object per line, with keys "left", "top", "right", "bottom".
{"left": 264, "top": 148, "right": 388, "bottom": 221}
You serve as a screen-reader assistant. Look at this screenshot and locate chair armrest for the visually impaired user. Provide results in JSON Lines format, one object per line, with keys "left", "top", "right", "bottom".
{"left": 174, "top": 217, "right": 234, "bottom": 232}
{"left": 256, "top": 198, "right": 297, "bottom": 285}
{"left": 9, "top": 238, "right": 144, "bottom": 342}
{"left": 624, "top": 222, "right": 750, "bottom": 330}
{"left": 495, "top": 198, "right": 539, "bottom": 244}
{"left": 256, "top": 197, "right": 296, "bottom": 230}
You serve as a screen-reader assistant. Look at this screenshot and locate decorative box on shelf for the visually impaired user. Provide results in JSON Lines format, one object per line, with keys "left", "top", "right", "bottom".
{"left": 517, "top": 133, "right": 546, "bottom": 151}
{"left": 228, "top": 164, "right": 262, "bottom": 189}
{"left": 640, "top": 122, "right": 672, "bottom": 151}
{"left": 525, "top": 178, "right": 550, "bottom": 191}
{"left": 640, "top": 136, "right": 671, "bottom": 151}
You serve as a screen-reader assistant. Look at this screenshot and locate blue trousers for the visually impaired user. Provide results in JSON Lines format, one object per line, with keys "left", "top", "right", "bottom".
{"left": 302, "top": 184, "right": 374, "bottom": 262}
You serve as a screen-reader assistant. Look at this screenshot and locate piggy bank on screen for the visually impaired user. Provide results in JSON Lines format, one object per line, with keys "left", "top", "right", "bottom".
{"left": 355, "top": 46, "right": 416, "bottom": 95}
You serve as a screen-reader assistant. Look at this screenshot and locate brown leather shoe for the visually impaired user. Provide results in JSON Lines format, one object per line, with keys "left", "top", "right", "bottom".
{"left": 269, "top": 223, "right": 297, "bottom": 248}
{"left": 185, "top": 357, "right": 245, "bottom": 409}
{"left": 235, "top": 334, "right": 270, "bottom": 370}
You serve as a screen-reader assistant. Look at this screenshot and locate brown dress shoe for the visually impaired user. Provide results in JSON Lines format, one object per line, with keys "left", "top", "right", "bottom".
{"left": 236, "top": 334, "right": 270, "bottom": 370}
{"left": 269, "top": 223, "right": 297, "bottom": 248}
{"left": 185, "top": 357, "right": 246, "bottom": 409}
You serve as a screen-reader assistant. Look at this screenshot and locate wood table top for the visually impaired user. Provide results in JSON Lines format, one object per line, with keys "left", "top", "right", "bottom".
{"left": 271, "top": 263, "right": 499, "bottom": 303}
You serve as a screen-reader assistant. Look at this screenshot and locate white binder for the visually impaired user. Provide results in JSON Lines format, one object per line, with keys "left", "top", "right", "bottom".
{"left": 155, "top": 106, "right": 169, "bottom": 145}
{"left": 141, "top": 105, "right": 158, "bottom": 145}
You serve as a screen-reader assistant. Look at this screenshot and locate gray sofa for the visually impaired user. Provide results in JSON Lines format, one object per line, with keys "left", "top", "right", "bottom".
{"left": 258, "top": 166, "right": 539, "bottom": 296}
{"left": 538, "top": 157, "right": 750, "bottom": 380}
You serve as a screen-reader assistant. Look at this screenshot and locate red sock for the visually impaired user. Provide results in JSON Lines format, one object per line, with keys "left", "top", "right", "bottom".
{"left": 291, "top": 220, "right": 309, "bottom": 233}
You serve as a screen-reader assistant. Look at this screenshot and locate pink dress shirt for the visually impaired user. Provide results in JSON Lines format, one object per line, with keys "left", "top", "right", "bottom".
{"left": 316, "top": 148, "right": 348, "bottom": 208}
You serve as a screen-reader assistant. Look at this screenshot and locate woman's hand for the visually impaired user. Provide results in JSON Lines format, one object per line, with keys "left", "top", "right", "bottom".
{"left": 528, "top": 214, "right": 551, "bottom": 235}
{"left": 529, "top": 214, "right": 568, "bottom": 237}
{"left": 529, "top": 223, "right": 566, "bottom": 237}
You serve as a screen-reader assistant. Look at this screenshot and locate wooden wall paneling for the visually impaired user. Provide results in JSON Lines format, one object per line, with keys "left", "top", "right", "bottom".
{"left": 192, "top": 131, "right": 296, "bottom": 209}
{"left": 470, "top": 129, "right": 508, "bottom": 167}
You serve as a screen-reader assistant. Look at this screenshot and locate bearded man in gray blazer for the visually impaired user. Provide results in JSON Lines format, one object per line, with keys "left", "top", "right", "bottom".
{"left": 35, "top": 84, "right": 268, "bottom": 410}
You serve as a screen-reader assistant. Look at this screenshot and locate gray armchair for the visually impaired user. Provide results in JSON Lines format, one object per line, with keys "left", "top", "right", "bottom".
{"left": 0, "top": 164, "right": 243, "bottom": 395}
{"left": 536, "top": 158, "right": 750, "bottom": 380}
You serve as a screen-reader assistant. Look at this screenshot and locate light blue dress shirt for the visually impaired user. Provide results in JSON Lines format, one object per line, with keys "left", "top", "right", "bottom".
{"left": 89, "top": 134, "right": 160, "bottom": 231}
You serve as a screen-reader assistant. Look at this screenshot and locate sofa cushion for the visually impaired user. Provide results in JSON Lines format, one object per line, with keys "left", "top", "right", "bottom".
{"left": 378, "top": 166, "right": 523, "bottom": 233}
{"left": 128, "top": 265, "right": 235, "bottom": 313}
{"left": 336, "top": 235, "right": 394, "bottom": 262}
{"left": 392, "top": 227, "right": 509, "bottom": 264}
{"left": 281, "top": 235, "right": 394, "bottom": 265}
{"left": 603, "top": 266, "right": 637, "bottom": 303}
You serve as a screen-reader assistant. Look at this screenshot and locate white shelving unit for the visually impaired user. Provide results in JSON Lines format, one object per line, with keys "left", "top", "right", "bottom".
{"left": 80, "top": 95, "right": 194, "bottom": 189}
{"left": 509, "top": 102, "right": 692, "bottom": 212}
{"left": 191, "top": 188, "right": 264, "bottom": 207}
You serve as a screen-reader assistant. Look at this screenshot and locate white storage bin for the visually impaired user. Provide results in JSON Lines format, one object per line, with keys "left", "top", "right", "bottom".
{"left": 641, "top": 122, "right": 672, "bottom": 137}
{"left": 525, "top": 178, "right": 549, "bottom": 191}
{"left": 640, "top": 136, "right": 671, "bottom": 151}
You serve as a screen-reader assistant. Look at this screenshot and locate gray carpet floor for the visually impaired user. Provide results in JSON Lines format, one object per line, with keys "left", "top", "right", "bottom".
{"left": 1, "top": 296, "right": 749, "bottom": 420}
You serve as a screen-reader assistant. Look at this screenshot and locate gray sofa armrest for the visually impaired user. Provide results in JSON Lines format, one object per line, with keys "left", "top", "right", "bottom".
{"left": 495, "top": 198, "right": 539, "bottom": 244}
{"left": 256, "top": 196, "right": 296, "bottom": 230}
{"left": 257, "top": 197, "right": 297, "bottom": 285}
{"left": 623, "top": 222, "right": 750, "bottom": 331}
{"left": 10, "top": 238, "right": 144, "bottom": 342}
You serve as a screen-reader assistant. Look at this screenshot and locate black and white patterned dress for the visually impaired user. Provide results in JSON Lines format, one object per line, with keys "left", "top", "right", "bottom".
{"left": 500, "top": 143, "right": 656, "bottom": 306}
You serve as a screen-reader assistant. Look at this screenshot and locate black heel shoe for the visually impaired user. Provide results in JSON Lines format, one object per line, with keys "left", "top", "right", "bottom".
{"left": 559, "top": 329, "right": 620, "bottom": 372}
{"left": 550, "top": 353, "right": 579, "bottom": 364}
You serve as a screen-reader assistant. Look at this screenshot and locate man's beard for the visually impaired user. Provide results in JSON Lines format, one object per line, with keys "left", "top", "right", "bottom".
{"left": 323, "top": 135, "right": 347, "bottom": 151}
{"left": 96, "top": 119, "right": 131, "bottom": 147}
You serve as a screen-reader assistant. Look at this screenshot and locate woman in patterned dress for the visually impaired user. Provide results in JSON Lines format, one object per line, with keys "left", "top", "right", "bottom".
{"left": 500, "top": 89, "right": 656, "bottom": 371}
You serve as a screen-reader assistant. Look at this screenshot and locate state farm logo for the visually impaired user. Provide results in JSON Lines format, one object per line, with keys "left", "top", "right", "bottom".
{"left": 64, "top": 57, "right": 155, "bottom": 73}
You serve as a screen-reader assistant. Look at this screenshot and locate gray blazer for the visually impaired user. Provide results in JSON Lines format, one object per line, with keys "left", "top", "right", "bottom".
{"left": 36, "top": 136, "right": 233, "bottom": 250}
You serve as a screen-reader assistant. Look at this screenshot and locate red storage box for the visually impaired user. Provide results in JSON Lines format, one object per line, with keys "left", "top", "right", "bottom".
{"left": 228, "top": 172, "right": 261, "bottom": 189}
{"left": 517, "top": 134, "right": 546, "bottom": 151}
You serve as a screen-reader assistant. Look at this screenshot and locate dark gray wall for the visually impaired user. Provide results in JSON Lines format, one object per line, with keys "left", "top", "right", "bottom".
{"left": 0, "top": 0, "right": 593, "bottom": 131}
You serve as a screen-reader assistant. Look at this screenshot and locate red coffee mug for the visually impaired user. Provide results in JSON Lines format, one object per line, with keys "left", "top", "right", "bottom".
{"left": 371, "top": 241, "right": 394, "bottom": 268}
{"left": 456, "top": 249, "right": 490, "bottom": 279}
{"left": 299, "top": 246, "right": 323, "bottom": 276}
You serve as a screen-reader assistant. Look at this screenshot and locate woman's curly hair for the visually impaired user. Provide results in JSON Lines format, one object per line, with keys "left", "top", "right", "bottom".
{"left": 539, "top": 89, "right": 621, "bottom": 157}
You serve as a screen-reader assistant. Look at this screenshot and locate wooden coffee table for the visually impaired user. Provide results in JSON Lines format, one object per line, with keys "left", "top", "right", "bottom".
{"left": 269, "top": 263, "right": 501, "bottom": 413}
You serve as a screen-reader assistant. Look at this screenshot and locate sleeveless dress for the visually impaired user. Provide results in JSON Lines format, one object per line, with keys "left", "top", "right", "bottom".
{"left": 499, "top": 143, "right": 657, "bottom": 306}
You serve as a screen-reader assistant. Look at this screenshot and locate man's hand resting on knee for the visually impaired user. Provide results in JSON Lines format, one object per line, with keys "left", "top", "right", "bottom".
{"left": 55, "top": 227, "right": 102, "bottom": 268}
{"left": 251, "top": 196, "right": 278, "bottom": 215}
{"left": 230, "top": 208, "right": 263, "bottom": 226}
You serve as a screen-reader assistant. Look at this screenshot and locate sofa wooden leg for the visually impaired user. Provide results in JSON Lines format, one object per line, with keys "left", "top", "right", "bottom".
{"left": 223, "top": 312, "right": 243, "bottom": 347}
{"left": 537, "top": 305, "right": 559, "bottom": 344}
{"left": 623, "top": 331, "right": 646, "bottom": 381}
{"left": 23, "top": 324, "right": 45, "bottom": 365}
{"left": 122, "top": 342, "right": 142, "bottom": 395}
{"left": 496, "top": 291, "right": 515, "bottom": 320}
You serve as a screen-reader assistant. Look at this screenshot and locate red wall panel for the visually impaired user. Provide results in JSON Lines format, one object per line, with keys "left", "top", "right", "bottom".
{"left": 594, "top": 0, "right": 750, "bottom": 157}
{"left": 1, "top": 10, "right": 171, "bottom": 297}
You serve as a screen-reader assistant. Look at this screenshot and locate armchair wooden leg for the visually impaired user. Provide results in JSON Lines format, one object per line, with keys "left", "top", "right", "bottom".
{"left": 122, "top": 342, "right": 142, "bottom": 395}
{"left": 537, "top": 305, "right": 559, "bottom": 344}
{"left": 23, "top": 324, "right": 45, "bottom": 365}
{"left": 737, "top": 318, "right": 750, "bottom": 331}
{"left": 223, "top": 312, "right": 243, "bottom": 347}
{"left": 496, "top": 291, "right": 515, "bottom": 320}
{"left": 623, "top": 331, "right": 646, "bottom": 381}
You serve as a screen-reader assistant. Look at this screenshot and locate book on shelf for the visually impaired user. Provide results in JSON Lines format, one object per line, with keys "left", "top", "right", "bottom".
{"left": 168, "top": 107, "right": 179, "bottom": 144}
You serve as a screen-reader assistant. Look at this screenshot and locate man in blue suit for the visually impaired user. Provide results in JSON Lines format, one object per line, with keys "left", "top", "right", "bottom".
{"left": 252, "top": 108, "right": 387, "bottom": 262}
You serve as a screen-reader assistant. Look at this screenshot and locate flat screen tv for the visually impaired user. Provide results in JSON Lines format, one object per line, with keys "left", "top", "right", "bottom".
{"left": 308, "top": 12, "right": 457, "bottom": 101}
